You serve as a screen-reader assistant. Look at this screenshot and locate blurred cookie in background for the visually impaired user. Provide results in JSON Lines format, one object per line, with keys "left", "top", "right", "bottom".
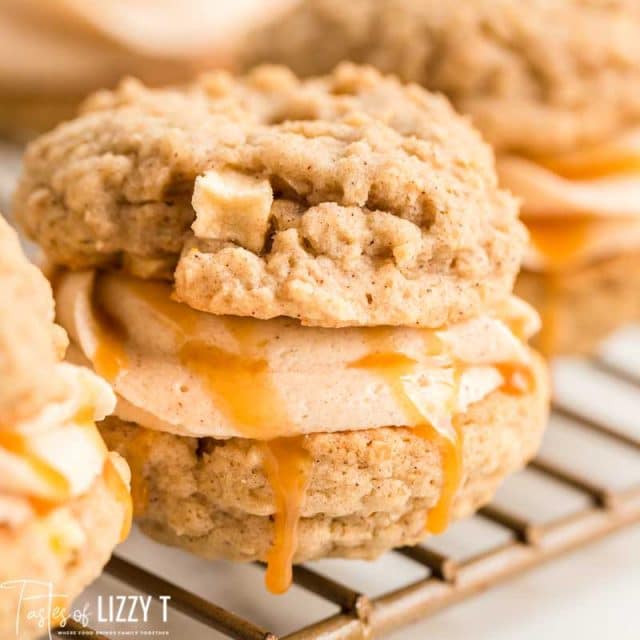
{"left": 0, "top": 0, "right": 299, "bottom": 140}
{"left": 244, "top": 0, "right": 640, "bottom": 354}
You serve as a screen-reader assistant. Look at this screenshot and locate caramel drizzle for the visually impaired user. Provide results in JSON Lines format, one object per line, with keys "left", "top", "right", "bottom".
{"left": 106, "top": 277, "right": 290, "bottom": 438}
{"left": 90, "top": 282, "right": 130, "bottom": 382}
{"left": 88, "top": 276, "right": 533, "bottom": 586}
{"left": 349, "top": 344, "right": 464, "bottom": 534}
{"left": 350, "top": 330, "right": 534, "bottom": 534}
{"left": 261, "top": 436, "right": 312, "bottom": 594}
{"left": 527, "top": 218, "right": 592, "bottom": 271}
{"left": 525, "top": 217, "right": 594, "bottom": 355}
{"left": 495, "top": 362, "right": 536, "bottom": 396}
{"left": 537, "top": 149, "right": 640, "bottom": 181}
{"left": 0, "top": 432, "right": 71, "bottom": 512}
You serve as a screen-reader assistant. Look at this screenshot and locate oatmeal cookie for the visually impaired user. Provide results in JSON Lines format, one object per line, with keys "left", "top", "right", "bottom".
{"left": 244, "top": 0, "right": 640, "bottom": 155}
{"left": 15, "top": 64, "right": 523, "bottom": 328}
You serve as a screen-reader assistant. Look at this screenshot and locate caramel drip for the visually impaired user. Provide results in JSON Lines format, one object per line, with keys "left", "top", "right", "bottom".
{"left": 537, "top": 272, "right": 562, "bottom": 357}
{"left": 350, "top": 351, "right": 425, "bottom": 424}
{"left": 527, "top": 218, "right": 592, "bottom": 270}
{"left": 496, "top": 362, "right": 536, "bottom": 395}
{"left": 414, "top": 418, "right": 463, "bottom": 534}
{"left": 102, "top": 457, "right": 133, "bottom": 542}
{"left": 0, "top": 432, "right": 70, "bottom": 506}
{"left": 538, "top": 149, "right": 640, "bottom": 181}
{"left": 90, "top": 281, "right": 129, "bottom": 382}
{"left": 179, "top": 342, "right": 288, "bottom": 439}
{"left": 261, "top": 436, "right": 312, "bottom": 594}
{"left": 349, "top": 339, "right": 464, "bottom": 534}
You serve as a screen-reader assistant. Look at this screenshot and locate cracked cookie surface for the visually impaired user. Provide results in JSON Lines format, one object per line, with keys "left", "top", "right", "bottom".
{"left": 15, "top": 63, "right": 523, "bottom": 327}
{"left": 244, "top": 0, "right": 640, "bottom": 156}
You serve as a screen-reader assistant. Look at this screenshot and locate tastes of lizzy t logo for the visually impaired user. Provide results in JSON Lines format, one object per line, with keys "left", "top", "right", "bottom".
{"left": 1, "top": 579, "right": 171, "bottom": 638}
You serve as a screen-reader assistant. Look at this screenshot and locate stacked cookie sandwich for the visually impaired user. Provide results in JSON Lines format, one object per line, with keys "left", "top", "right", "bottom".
{"left": 246, "top": 0, "right": 640, "bottom": 354}
{"left": 15, "top": 64, "right": 549, "bottom": 593}
{"left": 0, "top": 217, "right": 131, "bottom": 639}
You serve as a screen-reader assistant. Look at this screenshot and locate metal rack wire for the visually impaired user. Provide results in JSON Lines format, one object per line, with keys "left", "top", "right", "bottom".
{"left": 53, "top": 352, "right": 640, "bottom": 640}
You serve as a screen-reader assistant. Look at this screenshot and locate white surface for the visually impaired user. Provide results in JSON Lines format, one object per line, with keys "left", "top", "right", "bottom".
{"left": 390, "top": 523, "right": 640, "bottom": 640}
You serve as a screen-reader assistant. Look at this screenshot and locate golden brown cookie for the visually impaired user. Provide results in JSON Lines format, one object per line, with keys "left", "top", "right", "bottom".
{"left": 244, "top": 0, "right": 640, "bottom": 156}
{"left": 14, "top": 63, "right": 524, "bottom": 328}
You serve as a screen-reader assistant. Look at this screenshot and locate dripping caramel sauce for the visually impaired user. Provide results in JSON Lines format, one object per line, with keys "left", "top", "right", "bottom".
{"left": 104, "top": 276, "right": 290, "bottom": 439}
{"left": 90, "top": 281, "right": 130, "bottom": 382}
{"left": 348, "top": 338, "right": 465, "bottom": 534}
{"left": 525, "top": 218, "right": 590, "bottom": 355}
{"left": 349, "top": 329, "right": 534, "bottom": 534}
{"left": 536, "top": 149, "right": 640, "bottom": 181}
{"left": 526, "top": 217, "right": 593, "bottom": 270}
{"left": 0, "top": 431, "right": 70, "bottom": 511}
{"left": 261, "top": 436, "right": 312, "bottom": 594}
{"left": 524, "top": 146, "right": 640, "bottom": 351}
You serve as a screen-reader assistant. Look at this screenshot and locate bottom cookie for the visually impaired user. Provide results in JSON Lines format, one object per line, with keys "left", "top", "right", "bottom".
{"left": 0, "top": 454, "right": 129, "bottom": 640}
{"left": 100, "top": 352, "right": 548, "bottom": 568}
{"left": 516, "top": 251, "right": 640, "bottom": 355}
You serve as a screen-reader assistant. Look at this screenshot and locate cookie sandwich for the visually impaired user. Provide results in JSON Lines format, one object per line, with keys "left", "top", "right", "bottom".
{"left": 15, "top": 64, "right": 549, "bottom": 593}
{"left": 246, "top": 0, "right": 640, "bottom": 354}
{"left": 0, "top": 218, "right": 131, "bottom": 640}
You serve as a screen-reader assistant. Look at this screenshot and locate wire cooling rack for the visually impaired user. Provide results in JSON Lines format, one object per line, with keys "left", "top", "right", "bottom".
{"left": 52, "top": 336, "right": 640, "bottom": 640}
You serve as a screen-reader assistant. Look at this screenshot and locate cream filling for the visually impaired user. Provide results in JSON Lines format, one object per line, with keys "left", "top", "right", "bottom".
{"left": 523, "top": 218, "right": 640, "bottom": 272}
{"left": 0, "top": 362, "right": 115, "bottom": 508}
{"left": 56, "top": 271, "right": 540, "bottom": 440}
{"left": 497, "top": 128, "right": 640, "bottom": 271}
{"left": 498, "top": 156, "right": 640, "bottom": 220}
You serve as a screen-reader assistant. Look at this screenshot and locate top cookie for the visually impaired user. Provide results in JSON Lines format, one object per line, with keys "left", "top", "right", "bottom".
{"left": 0, "top": 217, "right": 66, "bottom": 424}
{"left": 15, "top": 63, "right": 523, "bottom": 328}
{"left": 244, "top": 0, "right": 640, "bottom": 156}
